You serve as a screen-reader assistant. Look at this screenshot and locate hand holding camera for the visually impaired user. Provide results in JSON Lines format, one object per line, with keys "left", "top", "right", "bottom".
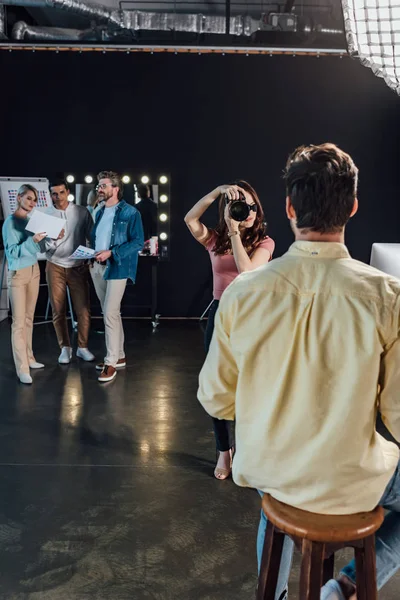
{"left": 220, "top": 184, "right": 254, "bottom": 228}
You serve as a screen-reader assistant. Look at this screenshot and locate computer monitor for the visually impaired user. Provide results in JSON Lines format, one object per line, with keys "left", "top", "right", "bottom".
{"left": 370, "top": 243, "right": 400, "bottom": 279}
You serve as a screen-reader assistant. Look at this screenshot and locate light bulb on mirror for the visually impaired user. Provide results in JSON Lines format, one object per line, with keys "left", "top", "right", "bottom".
{"left": 159, "top": 175, "right": 168, "bottom": 184}
{"left": 160, "top": 232, "right": 168, "bottom": 241}
{"left": 159, "top": 213, "right": 168, "bottom": 222}
{"left": 141, "top": 175, "right": 149, "bottom": 184}
{"left": 160, "top": 194, "right": 168, "bottom": 203}
{"left": 68, "top": 194, "right": 75, "bottom": 202}
{"left": 84, "top": 175, "right": 93, "bottom": 184}
{"left": 66, "top": 175, "right": 75, "bottom": 183}
{"left": 122, "top": 175, "right": 131, "bottom": 184}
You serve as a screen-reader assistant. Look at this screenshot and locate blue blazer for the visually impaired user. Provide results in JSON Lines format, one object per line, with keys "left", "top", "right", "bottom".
{"left": 91, "top": 200, "right": 144, "bottom": 282}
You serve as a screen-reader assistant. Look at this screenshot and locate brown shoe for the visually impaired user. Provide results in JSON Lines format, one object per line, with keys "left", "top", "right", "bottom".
{"left": 96, "top": 358, "right": 126, "bottom": 371}
{"left": 98, "top": 365, "right": 117, "bottom": 382}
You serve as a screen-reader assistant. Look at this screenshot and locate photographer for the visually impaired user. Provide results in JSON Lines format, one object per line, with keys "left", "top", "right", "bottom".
{"left": 185, "top": 181, "right": 274, "bottom": 479}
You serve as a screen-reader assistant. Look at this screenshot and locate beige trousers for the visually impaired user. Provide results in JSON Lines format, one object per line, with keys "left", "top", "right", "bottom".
{"left": 90, "top": 262, "right": 127, "bottom": 367}
{"left": 7, "top": 263, "right": 40, "bottom": 376}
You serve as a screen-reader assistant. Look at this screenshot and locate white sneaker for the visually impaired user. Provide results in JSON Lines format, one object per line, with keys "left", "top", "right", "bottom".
{"left": 58, "top": 347, "right": 72, "bottom": 364}
{"left": 29, "top": 361, "right": 45, "bottom": 369}
{"left": 321, "top": 580, "right": 346, "bottom": 600}
{"left": 76, "top": 348, "right": 95, "bottom": 362}
{"left": 19, "top": 373, "right": 33, "bottom": 384}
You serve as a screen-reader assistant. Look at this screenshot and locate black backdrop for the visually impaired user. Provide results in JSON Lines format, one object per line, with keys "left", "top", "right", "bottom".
{"left": 1, "top": 51, "right": 399, "bottom": 317}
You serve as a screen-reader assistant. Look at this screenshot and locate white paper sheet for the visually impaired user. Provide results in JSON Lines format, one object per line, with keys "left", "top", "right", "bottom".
{"left": 25, "top": 208, "right": 65, "bottom": 239}
{"left": 69, "top": 245, "right": 96, "bottom": 260}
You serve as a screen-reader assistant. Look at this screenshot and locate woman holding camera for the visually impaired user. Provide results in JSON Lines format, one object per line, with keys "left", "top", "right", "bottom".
{"left": 2, "top": 184, "right": 46, "bottom": 384}
{"left": 185, "top": 181, "right": 275, "bottom": 479}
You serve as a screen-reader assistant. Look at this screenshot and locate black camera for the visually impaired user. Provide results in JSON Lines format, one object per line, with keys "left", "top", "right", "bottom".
{"left": 226, "top": 192, "right": 252, "bottom": 222}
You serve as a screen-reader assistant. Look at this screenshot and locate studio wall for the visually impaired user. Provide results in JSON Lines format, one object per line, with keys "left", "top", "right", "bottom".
{"left": 0, "top": 50, "right": 399, "bottom": 317}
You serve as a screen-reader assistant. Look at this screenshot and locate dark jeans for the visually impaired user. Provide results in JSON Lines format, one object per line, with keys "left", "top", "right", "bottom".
{"left": 204, "top": 299, "right": 234, "bottom": 452}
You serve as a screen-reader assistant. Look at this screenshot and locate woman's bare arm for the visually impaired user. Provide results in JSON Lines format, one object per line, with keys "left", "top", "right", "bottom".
{"left": 184, "top": 186, "right": 226, "bottom": 246}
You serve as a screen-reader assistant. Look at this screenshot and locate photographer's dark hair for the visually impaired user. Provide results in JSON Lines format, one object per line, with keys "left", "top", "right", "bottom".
{"left": 48, "top": 179, "right": 69, "bottom": 192}
{"left": 212, "top": 180, "right": 267, "bottom": 256}
{"left": 284, "top": 143, "right": 358, "bottom": 234}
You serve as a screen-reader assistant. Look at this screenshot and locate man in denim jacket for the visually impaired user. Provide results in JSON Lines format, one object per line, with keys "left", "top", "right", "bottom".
{"left": 91, "top": 171, "right": 144, "bottom": 382}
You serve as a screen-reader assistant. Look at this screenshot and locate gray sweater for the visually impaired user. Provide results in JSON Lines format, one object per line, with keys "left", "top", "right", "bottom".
{"left": 45, "top": 203, "right": 93, "bottom": 268}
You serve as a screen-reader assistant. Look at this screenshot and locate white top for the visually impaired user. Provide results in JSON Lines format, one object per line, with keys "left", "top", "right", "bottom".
{"left": 45, "top": 203, "right": 93, "bottom": 268}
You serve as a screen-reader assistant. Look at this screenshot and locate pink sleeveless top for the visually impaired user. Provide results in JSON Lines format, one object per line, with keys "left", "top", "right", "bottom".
{"left": 206, "top": 231, "right": 275, "bottom": 300}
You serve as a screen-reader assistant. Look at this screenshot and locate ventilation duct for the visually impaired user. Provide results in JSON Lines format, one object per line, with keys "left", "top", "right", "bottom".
{"left": 4, "top": 0, "right": 125, "bottom": 29}
{"left": 4, "top": 0, "right": 256, "bottom": 36}
{"left": 3, "top": 0, "right": 344, "bottom": 40}
{"left": 12, "top": 20, "right": 99, "bottom": 39}
{"left": 124, "top": 12, "right": 255, "bottom": 35}
{"left": 0, "top": 5, "right": 6, "bottom": 39}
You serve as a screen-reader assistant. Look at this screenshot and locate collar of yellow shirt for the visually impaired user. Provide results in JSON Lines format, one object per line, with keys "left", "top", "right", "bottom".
{"left": 288, "top": 241, "right": 350, "bottom": 259}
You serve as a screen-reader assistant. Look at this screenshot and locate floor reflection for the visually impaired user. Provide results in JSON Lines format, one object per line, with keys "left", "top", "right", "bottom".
{"left": 2, "top": 322, "right": 397, "bottom": 599}
{"left": 61, "top": 371, "right": 83, "bottom": 428}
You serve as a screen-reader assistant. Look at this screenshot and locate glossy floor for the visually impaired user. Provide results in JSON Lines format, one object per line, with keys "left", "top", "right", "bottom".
{"left": 0, "top": 320, "right": 398, "bottom": 599}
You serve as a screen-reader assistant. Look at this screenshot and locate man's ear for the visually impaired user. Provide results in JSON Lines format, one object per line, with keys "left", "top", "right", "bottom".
{"left": 286, "top": 196, "right": 296, "bottom": 220}
{"left": 350, "top": 197, "right": 358, "bottom": 218}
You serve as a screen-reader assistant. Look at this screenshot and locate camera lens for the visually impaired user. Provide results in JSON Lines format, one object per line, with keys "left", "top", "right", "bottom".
{"left": 229, "top": 202, "right": 249, "bottom": 221}
{"left": 228, "top": 192, "right": 250, "bottom": 222}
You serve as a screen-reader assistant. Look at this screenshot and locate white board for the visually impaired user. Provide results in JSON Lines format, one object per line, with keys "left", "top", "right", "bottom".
{"left": 370, "top": 243, "right": 400, "bottom": 280}
{"left": 0, "top": 177, "right": 52, "bottom": 219}
{"left": 0, "top": 250, "right": 7, "bottom": 323}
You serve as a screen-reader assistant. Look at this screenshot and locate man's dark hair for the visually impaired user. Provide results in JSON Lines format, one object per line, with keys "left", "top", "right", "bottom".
{"left": 49, "top": 179, "right": 69, "bottom": 192}
{"left": 97, "top": 170, "right": 123, "bottom": 201}
{"left": 283, "top": 143, "right": 359, "bottom": 234}
{"left": 137, "top": 184, "right": 151, "bottom": 200}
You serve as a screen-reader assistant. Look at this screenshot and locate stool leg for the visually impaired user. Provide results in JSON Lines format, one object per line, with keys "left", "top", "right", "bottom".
{"left": 323, "top": 553, "right": 335, "bottom": 584}
{"left": 299, "top": 540, "right": 325, "bottom": 600}
{"left": 355, "top": 535, "right": 377, "bottom": 600}
{"left": 257, "top": 520, "right": 285, "bottom": 600}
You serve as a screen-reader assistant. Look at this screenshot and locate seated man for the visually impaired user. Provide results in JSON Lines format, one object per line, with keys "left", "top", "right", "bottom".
{"left": 198, "top": 143, "right": 400, "bottom": 600}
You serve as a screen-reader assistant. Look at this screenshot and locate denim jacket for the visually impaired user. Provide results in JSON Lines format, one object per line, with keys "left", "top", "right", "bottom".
{"left": 91, "top": 200, "right": 144, "bottom": 282}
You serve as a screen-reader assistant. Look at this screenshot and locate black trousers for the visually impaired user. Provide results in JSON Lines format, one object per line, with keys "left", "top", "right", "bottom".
{"left": 204, "top": 299, "right": 234, "bottom": 452}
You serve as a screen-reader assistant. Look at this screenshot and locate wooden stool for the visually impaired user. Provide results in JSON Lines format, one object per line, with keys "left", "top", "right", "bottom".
{"left": 257, "top": 494, "right": 384, "bottom": 600}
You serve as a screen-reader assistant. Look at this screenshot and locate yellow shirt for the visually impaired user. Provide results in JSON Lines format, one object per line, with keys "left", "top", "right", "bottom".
{"left": 198, "top": 241, "right": 400, "bottom": 515}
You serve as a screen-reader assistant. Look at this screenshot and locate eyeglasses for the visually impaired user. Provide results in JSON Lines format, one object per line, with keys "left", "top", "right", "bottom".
{"left": 96, "top": 183, "right": 113, "bottom": 190}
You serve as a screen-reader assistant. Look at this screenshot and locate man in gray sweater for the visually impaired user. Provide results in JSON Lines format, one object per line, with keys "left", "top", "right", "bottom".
{"left": 46, "top": 179, "right": 95, "bottom": 364}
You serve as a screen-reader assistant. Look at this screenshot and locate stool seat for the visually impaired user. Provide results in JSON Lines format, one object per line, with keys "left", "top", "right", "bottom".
{"left": 262, "top": 494, "right": 384, "bottom": 543}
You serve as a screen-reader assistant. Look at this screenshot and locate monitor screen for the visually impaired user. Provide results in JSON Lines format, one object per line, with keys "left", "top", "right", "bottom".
{"left": 370, "top": 243, "right": 400, "bottom": 279}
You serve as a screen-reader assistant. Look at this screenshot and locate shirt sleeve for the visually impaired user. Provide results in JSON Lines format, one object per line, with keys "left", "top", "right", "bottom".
{"left": 205, "top": 230, "right": 216, "bottom": 252}
{"left": 379, "top": 295, "right": 400, "bottom": 441}
{"left": 111, "top": 209, "right": 144, "bottom": 263}
{"left": 258, "top": 236, "right": 275, "bottom": 259}
{"left": 197, "top": 291, "right": 238, "bottom": 421}
{"left": 2, "top": 219, "right": 40, "bottom": 259}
